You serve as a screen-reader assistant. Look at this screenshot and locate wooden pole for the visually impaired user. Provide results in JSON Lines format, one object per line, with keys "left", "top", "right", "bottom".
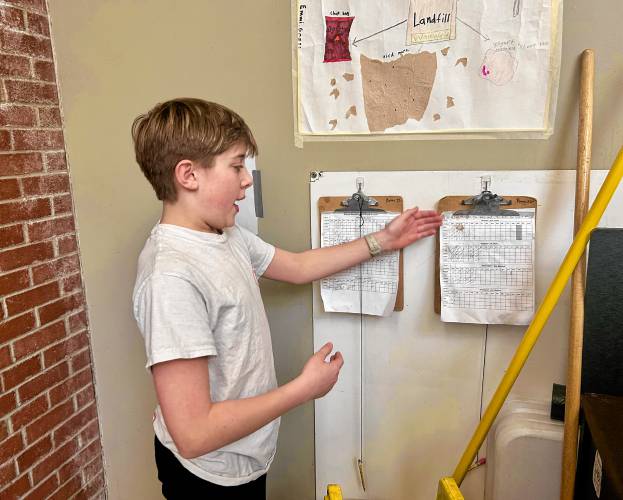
{"left": 560, "top": 48, "right": 594, "bottom": 500}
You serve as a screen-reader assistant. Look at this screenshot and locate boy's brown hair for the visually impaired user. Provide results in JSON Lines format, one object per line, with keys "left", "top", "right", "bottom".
{"left": 131, "top": 98, "right": 258, "bottom": 201}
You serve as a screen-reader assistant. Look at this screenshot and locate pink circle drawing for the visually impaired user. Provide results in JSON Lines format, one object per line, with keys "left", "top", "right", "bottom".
{"left": 480, "top": 49, "right": 517, "bottom": 86}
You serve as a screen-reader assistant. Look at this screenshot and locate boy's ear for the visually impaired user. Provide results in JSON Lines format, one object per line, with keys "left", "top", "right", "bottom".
{"left": 173, "top": 160, "right": 199, "bottom": 192}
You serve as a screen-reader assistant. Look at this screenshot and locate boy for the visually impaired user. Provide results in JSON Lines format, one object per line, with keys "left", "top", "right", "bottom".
{"left": 131, "top": 98, "right": 442, "bottom": 499}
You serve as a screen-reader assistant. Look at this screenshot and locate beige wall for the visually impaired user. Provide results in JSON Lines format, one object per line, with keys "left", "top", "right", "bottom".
{"left": 47, "top": 1, "right": 623, "bottom": 499}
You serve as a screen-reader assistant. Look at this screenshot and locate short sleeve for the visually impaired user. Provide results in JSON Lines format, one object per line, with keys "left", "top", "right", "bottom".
{"left": 235, "top": 226, "right": 275, "bottom": 277}
{"left": 134, "top": 273, "right": 217, "bottom": 369}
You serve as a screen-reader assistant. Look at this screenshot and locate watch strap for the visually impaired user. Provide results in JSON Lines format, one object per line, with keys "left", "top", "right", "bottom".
{"left": 364, "top": 234, "right": 382, "bottom": 257}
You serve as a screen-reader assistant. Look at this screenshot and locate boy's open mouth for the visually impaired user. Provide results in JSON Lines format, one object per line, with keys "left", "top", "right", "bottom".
{"left": 234, "top": 197, "right": 244, "bottom": 213}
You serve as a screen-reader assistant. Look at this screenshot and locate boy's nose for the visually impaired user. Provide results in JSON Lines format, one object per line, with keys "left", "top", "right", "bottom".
{"left": 242, "top": 168, "right": 253, "bottom": 188}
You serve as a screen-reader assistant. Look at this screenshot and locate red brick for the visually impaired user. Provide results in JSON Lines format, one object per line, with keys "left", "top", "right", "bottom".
{"left": 0, "top": 268, "right": 29, "bottom": 296}
{"left": 0, "top": 5, "right": 25, "bottom": 30}
{"left": 75, "top": 384, "right": 94, "bottom": 409}
{"left": 38, "top": 106, "right": 61, "bottom": 127}
{"left": 44, "top": 152, "right": 65, "bottom": 171}
{"left": 0, "top": 312, "right": 35, "bottom": 344}
{"left": 0, "top": 30, "right": 52, "bottom": 59}
{"left": 0, "top": 153, "right": 43, "bottom": 176}
{"left": 16, "top": 434, "right": 51, "bottom": 472}
{"left": 6, "top": 281, "right": 59, "bottom": 317}
{"left": 0, "top": 241, "right": 53, "bottom": 272}
{"left": 49, "top": 366, "right": 91, "bottom": 406}
{"left": 54, "top": 403, "right": 97, "bottom": 445}
{"left": 0, "top": 420, "right": 7, "bottom": 442}
{"left": 0, "top": 433, "right": 24, "bottom": 463}
{"left": 0, "top": 130, "right": 10, "bottom": 150}
{"left": 28, "top": 215, "right": 74, "bottom": 241}
{"left": 0, "top": 53, "right": 30, "bottom": 78}
{"left": 48, "top": 474, "right": 81, "bottom": 500}
{"left": 13, "top": 321, "right": 66, "bottom": 359}
{"left": 0, "top": 198, "right": 51, "bottom": 225}
{"left": 3, "top": 0, "right": 47, "bottom": 14}
{"left": 38, "top": 292, "right": 83, "bottom": 326}
{"left": 25, "top": 399, "right": 73, "bottom": 444}
{"left": 33, "top": 60, "right": 55, "bottom": 83}
{"left": 0, "top": 346, "right": 11, "bottom": 370}
{"left": 82, "top": 454, "right": 103, "bottom": 484}
{"left": 0, "top": 391, "right": 17, "bottom": 415}
{"left": 4, "top": 80, "right": 57, "bottom": 105}
{"left": 53, "top": 193, "right": 72, "bottom": 214}
{"left": 70, "top": 349, "right": 90, "bottom": 374}
{"left": 80, "top": 472, "right": 104, "bottom": 499}
{"left": 79, "top": 419, "right": 100, "bottom": 445}
{"left": 0, "top": 460, "right": 16, "bottom": 488}
{"left": 32, "top": 254, "right": 80, "bottom": 285}
{"left": 59, "top": 438, "right": 100, "bottom": 485}
{"left": 62, "top": 274, "right": 81, "bottom": 294}
{"left": 31, "top": 435, "right": 77, "bottom": 483}
{"left": 11, "top": 394, "right": 48, "bottom": 430}
{"left": 21, "top": 173, "right": 69, "bottom": 196}
{"left": 0, "top": 224, "right": 24, "bottom": 248}
{"left": 13, "top": 129, "right": 64, "bottom": 151}
{"left": 23, "top": 473, "right": 58, "bottom": 500}
{"left": 26, "top": 11, "right": 49, "bottom": 37}
{"left": 0, "top": 473, "right": 30, "bottom": 498}
{"left": 0, "top": 105, "right": 37, "bottom": 127}
{"left": 68, "top": 311, "right": 87, "bottom": 333}
{"left": 18, "top": 360, "right": 69, "bottom": 401}
{"left": 44, "top": 331, "right": 88, "bottom": 369}
{"left": 2, "top": 355, "right": 41, "bottom": 390}
{"left": 0, "top": 178, "right": 20, "bottom": 201}
{"left": 58, "top": 234, "right": 77, "bottom": 255}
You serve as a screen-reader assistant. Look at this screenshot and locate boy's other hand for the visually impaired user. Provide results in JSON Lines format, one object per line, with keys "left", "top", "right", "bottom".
{"left": 376, "top": 207, "right": 443, "bottom": 252}
{"left": 298, "top": 342, "right": 344, "bottom": 402}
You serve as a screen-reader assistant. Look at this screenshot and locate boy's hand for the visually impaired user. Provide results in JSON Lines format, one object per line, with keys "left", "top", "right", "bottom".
{"left": 298, "top": 342, "right": 344, "bottom": 402}
{"left": 376, "top": 207, "right": 443, "bottom": 252}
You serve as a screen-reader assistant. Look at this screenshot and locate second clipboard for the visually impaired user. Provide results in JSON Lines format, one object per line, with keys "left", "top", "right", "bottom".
{"left": 434, "top": 195, "right": 538, "bottom": 315}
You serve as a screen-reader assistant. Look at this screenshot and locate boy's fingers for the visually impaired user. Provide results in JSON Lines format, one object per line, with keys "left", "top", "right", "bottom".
{"left": 316, "top": 342, "right": 333, "bottom": 359}
{"left": 332, "top": 352, "right": 344, "bottom": 368}
{"left": 405, "top": 207, "right": 419, "bottom": 216}
{"left": 417, "top": 221, "right": 443, "bottom": 233}
{"left": 414, "top": 209, "right": 442, "bottom": 219}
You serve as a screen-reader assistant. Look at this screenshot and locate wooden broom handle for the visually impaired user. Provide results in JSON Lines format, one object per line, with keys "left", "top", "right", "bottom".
{"left": 560, "top": 48, "right": 594, "bottom": 500}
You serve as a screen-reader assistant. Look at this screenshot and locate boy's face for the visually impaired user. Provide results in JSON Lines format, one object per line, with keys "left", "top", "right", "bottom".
{"left": 195, "top": 141, "right": 253, "bottom": 232}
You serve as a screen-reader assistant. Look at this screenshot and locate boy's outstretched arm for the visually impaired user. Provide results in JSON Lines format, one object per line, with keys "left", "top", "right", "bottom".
{"left": 264, "top": 207, "right": 442, "bottom": 285}
{"left": 152, "top": 342, "right": 343, "bottom": 459}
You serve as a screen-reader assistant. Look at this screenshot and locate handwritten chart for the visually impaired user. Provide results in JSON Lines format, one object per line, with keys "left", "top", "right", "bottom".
{"left": 440, "top": 210, "right": 535, "bottom": 324}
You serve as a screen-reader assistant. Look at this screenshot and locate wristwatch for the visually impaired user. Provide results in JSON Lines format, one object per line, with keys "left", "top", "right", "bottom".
{"left": 364, "top": 234, "right": 382, "bottom": 257}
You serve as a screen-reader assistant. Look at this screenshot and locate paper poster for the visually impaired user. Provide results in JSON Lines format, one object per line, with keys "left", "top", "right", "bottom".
{"left": 294, "top": 0, "right": 562, "bottom": 138}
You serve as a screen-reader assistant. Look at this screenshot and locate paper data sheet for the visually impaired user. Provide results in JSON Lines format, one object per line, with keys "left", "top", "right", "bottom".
{"left": 440, "top": 209, "right": 535, "bottom": 324}
{"left": 320, "top": 211, "right": 399, "bottom": 316}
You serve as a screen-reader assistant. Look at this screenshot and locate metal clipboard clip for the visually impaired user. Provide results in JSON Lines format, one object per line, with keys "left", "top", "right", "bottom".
{"left": 453, "top": 176, "right": 519, "bottom": 217}
{"left": 335, "top": 177, "right": 385, "bottom": 213}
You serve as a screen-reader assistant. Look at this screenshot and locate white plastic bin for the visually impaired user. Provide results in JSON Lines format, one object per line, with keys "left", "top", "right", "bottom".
{"left": 484, "top": 399, "right": 564, "bottom": 500}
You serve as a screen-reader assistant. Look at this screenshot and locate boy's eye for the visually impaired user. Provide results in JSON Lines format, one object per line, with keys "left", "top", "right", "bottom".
{"left": 233, "top": 165, "right": 244, "bottom": 171}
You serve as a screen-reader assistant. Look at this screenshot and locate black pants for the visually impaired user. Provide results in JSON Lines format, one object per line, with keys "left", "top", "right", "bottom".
{"left": 154, "top": 436, "right": 267, "bottom": 499}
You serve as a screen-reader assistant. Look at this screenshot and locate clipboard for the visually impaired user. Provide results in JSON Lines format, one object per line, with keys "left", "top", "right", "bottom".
{"left": 434, "top": 194, "right": 537, "bottom": 314}
{"left": 318, "top": 195, "right": 404, "bottom": 311}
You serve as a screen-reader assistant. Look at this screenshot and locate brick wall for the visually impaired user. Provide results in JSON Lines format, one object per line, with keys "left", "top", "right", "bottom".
{"left": 1, "top": 1, "right": 106, "bottom": 498}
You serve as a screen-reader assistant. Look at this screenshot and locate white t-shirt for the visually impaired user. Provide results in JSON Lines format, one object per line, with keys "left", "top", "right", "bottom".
{"left": 132, "top": 223, "right": 279, "bottom": 486}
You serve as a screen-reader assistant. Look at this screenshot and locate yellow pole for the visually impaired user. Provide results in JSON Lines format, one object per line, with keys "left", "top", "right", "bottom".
{"left": 452, "top": 146, "right": 623, "bottom": 486}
